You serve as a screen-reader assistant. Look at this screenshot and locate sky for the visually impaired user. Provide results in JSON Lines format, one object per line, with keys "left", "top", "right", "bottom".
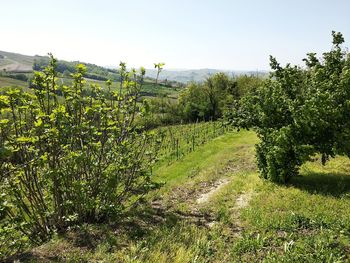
{"left": 1, "top": 0, "right": 350, "bottom": 70}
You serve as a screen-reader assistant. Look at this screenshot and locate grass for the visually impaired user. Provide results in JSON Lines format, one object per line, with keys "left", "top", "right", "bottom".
{"left": 0, "top": 76, "right": 27, "bottom": 88}
{"left": 0, "top": 50, "right": 35, "bottom": 67}
{"left": 7, "top": 130, "right": 350, "bottom": 262}
{"left": 153, "top": 131, "right": 257, "bottom": 192}
{"left": 141, "top": 82, "right": 180, "bottom": 98}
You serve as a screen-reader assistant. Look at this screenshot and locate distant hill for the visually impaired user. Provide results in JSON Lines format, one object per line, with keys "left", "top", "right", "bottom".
{"left": 0, "top": 51, "right": 181, "bottom": 99}
{"left": 145, "top": 68, "right": 268, "bottom": 83}
{"left": 0, "top": 50, "right": 121, "bottom": 81}
{"left": 0, "top": 50, "right": 268, "bottom": 85}
{"left": 0, "top": 50, "right": 38, "bottom": 72}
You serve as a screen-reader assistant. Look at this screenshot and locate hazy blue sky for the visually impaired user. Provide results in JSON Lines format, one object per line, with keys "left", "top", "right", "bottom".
{"left": 1, "top": 0, "right": 349, "bottom": 70}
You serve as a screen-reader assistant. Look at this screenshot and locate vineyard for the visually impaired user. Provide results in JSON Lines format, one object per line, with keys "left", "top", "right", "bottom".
{"left": 153, "top": 121, "right": 231, "bottom": 164}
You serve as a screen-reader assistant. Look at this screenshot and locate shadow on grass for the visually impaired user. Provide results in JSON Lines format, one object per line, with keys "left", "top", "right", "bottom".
{"left": 289, "top": 172, "right": 350, "bottom": 197}
{"left": 6, "top": 252, "right": 59, "bottom": 263}
{"left": 6, "top": 203, "right": 184, "bottom": 263}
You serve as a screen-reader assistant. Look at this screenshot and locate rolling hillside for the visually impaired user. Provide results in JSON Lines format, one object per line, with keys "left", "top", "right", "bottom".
{"left": 0, "top": 50, "right": 181, "bottom": 99}
{"left": 0, "top": 50, "right": 267, "bottom": 85}
{"left": 0, "top": 50, "right": 121, "bottom": 81}
{"left": 145, "top": 68, "right": 268, "bottom": 83}
{"left": 0, "top": 50, "right": 36, "bottom": 72}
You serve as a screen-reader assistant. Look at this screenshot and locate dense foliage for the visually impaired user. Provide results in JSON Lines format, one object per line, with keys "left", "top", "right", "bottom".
{"left": 180, "top": 73, "right": 263, "bottom": 122}
{"left": 142, "top": 73, "right": 263, "bottom": 128}
{"left": 0, "top": 55, "right": 159, "bottom": 255}
{"left": 180, "top": 73, "right": 236, "bottom": 121}
{"left": 228, "top": 32, "right": 350, "bottom": 183}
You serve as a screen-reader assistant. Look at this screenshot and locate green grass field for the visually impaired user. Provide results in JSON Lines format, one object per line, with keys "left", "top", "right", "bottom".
{"left": 0, "top": 76, "right": 27, "bottom": 88}
{"left": 11, "top": 130, "right": 350, "bottom": 262}
{"left": 0, "top": 50, "right": 34, "bottom": 72}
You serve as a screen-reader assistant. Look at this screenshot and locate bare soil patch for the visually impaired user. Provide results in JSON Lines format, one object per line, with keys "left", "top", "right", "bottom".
{"left": 196, "top": 179, "right": 230, "bottom": 204}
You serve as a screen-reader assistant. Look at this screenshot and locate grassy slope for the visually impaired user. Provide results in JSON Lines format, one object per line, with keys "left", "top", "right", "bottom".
{"left": 11, "top": 131, "right": 350, "bottom": 262}
{"left": 0, "top": 76, "right": 27, "bottom": 88}
{"left": 153, "top": 131, "right": 257, "bottom": 191}
{"left": 0, "top": 51, "right": 34, "bottom": 72}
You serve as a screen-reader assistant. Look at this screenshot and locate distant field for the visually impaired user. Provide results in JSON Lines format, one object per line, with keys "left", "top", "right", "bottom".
{"left": 0, "top": 76, "right": 180, "bottom": 99}
{"left": 141, "top": 82, "right": 180, "bottom": 98}
{"left": 0, "top": 76, "right": 27, "bottom": 88}
{"left": 60, "top": 77, "right": 179, "bottom": 98}
{"left": 0, "top": 50, "right": 34, "bottom": 72}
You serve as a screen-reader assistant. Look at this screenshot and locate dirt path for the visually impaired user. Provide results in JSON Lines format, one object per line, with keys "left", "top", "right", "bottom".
{"left": 235, "top": 192, "right": 253, "bottom": 209}
{"left": 196, "top": 179, "right": 230, "bottom": 204}
{"left": 151, "top": 175, "right": 254, "bottom": 233}
{"left": 229, "top": 191, "right": 253, "bottom": 236}
{"left": 150, "top": 136, "right": 257, "bottom": 232}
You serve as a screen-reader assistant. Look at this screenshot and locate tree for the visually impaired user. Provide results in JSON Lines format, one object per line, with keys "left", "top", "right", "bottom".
{"left": 228, "top": 31, "right": 350, "bottom": 183}
{"left": 154, "top": 62, "right": 165, "bottom": 87}
{"left": 178, "top": 82, "right": 210, "bottom": 121}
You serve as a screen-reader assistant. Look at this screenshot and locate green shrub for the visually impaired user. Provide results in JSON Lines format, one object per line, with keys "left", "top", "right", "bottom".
{"left": 0, "top": 54, "right": 159, "bottom": 252}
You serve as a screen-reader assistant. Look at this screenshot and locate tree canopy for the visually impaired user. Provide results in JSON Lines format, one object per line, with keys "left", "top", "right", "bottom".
{"left": 228, "top": 31, "right": 350, "bottom": 183}
{"left": 178, "top": 73, "right": 262, "bottom": 122}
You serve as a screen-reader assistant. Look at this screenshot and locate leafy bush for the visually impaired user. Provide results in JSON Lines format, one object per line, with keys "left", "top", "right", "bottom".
{"left": 0, "top": 54, "right": 159, "bottom": 252}
{"left": 228, "top": 31, "right": 350, "bottom": 183}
